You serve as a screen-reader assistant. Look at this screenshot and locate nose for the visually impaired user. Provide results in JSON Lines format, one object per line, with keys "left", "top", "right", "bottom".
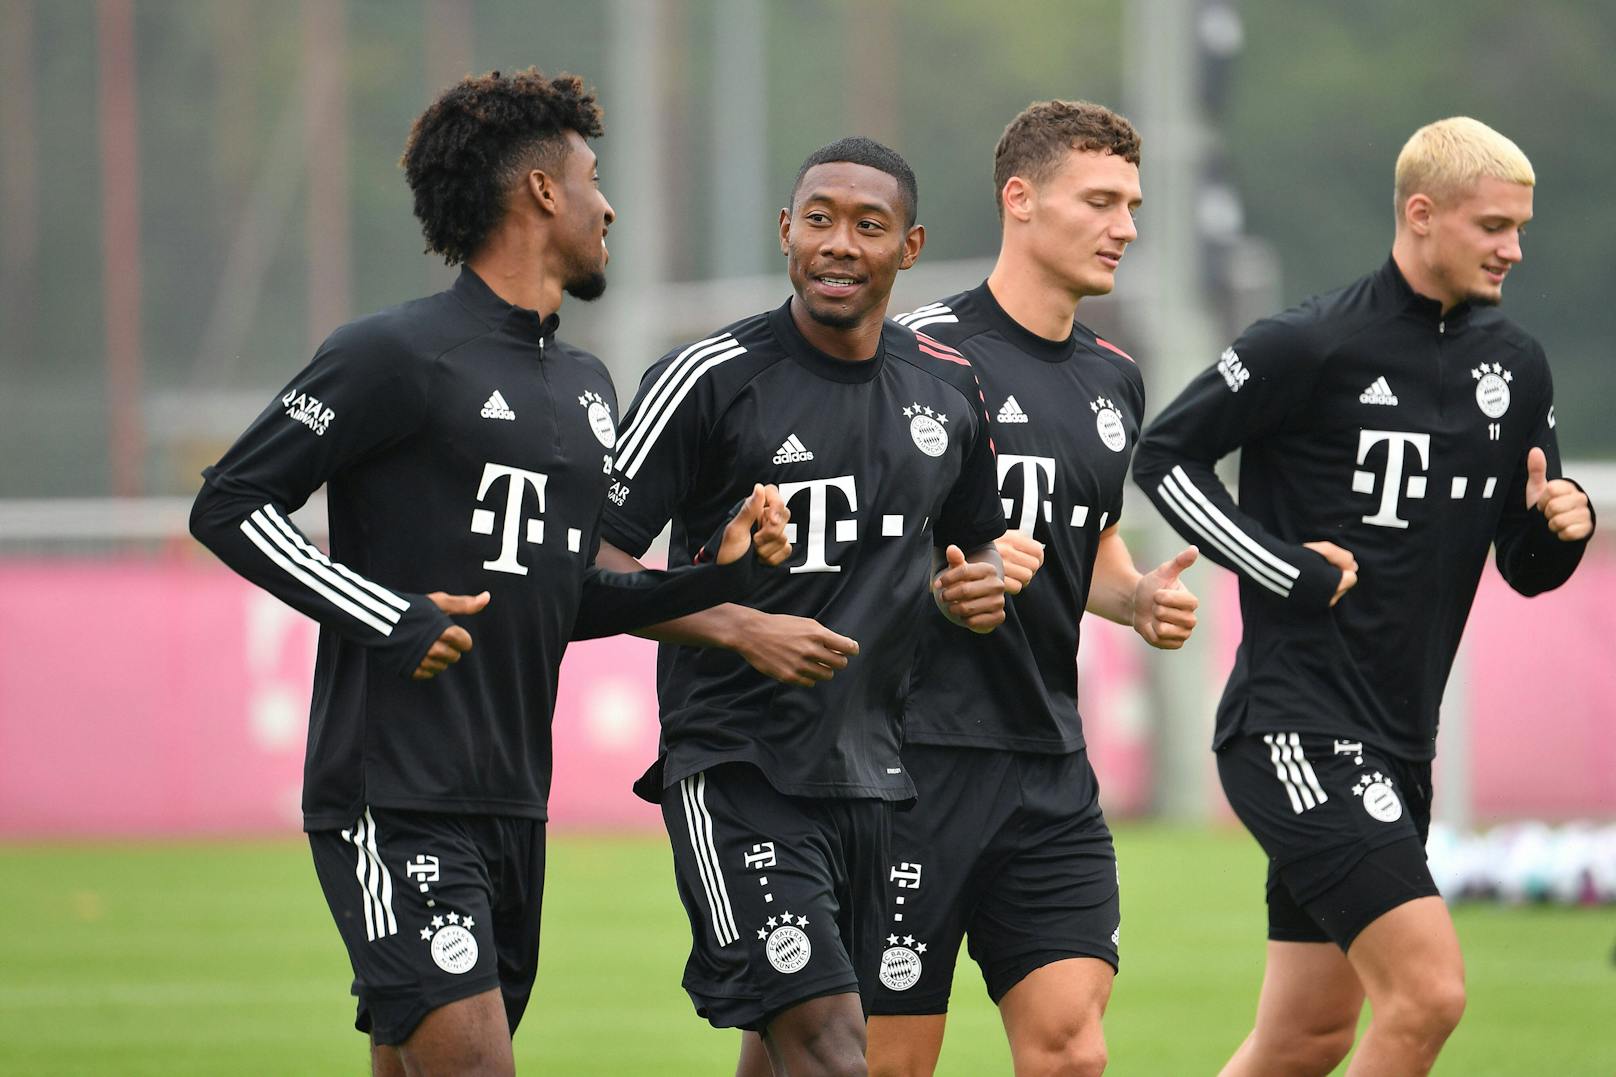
{"left": 820, "top": 220, "right": 859, "bottom": 259}
{"left": 1499, "top": 229, "right": 1522, "bottom": 264}
{"left": 601, "top": 195, "right": 616, "bottom": 227}
{"left": 1113, "top": 206, "right": 1138, "bottom": 244}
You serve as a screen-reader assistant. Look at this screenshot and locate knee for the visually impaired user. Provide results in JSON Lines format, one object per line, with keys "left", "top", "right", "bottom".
{"left": 796, "top": 1019, "right": 869, "bottom": 1077}
{"left": 1389, "top": 974, "right": 1467, "bottom": 1041}
{"left": 1269, "top": 1025, "right": 1356, "bottom": 1075}
{"left": 1014, "top": 1022, "right": 1107, "bottom": 1077}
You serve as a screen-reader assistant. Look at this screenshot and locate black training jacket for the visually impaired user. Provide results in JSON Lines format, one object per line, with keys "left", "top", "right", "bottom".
{"left": 1133, "top": 257, "right": 1592, "bottom": 760}
{"left": 192, "top": 268, "right": 755, "bottom": 829}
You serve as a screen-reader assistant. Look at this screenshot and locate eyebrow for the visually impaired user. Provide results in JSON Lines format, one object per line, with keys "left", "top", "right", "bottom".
{"left": 1080, "top": 186, "right": 1144, "bottom": 206}
{"left": 799, "top": 193, "right": 898, "bottom": 218}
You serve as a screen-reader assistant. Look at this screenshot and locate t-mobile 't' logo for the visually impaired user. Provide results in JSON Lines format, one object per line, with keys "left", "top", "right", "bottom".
{"left": 777, "top": 475, "right": 858, "bottom": 574}
{"left": 997, "top": 453, "right": 1055, "bottom": 533}
{"left": 1353, "top": 430, "right": 1431, "bottom": 529}
{"left": 470, "top": 462, "right": 549, "bottom": 574}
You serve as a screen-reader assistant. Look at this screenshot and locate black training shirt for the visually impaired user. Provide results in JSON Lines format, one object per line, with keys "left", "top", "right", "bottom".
{"left": 894, "top": 282, "right": 1145, "bottom": 752}
{"left": 602, "top": 301, "right": 1006, "bottom": 801}
{"left": 1134, "top": 257, "right": 1592, "bottom": 760}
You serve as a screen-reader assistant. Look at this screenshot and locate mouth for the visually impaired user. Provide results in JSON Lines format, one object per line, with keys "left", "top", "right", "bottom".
{"left": 1097, "top": 251, "right": 1123, "bottom": 271}
{"left": 1482, "top": 264, "right": 1507, "bottom": 285}
{"left": 811, "top": 272, "right": 865, "bottom": 300}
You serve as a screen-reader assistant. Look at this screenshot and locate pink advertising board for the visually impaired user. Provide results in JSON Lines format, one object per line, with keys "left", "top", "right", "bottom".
{"left": 0, "top": 555, "right": 1611, "bottom": 837}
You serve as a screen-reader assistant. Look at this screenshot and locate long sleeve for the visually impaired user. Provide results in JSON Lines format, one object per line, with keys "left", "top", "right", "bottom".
{"left": 1492, "top": 357, "right": 1594, "bottom": 595}
{"left": 1132, "top": 316, "right": 1343, "bottom": 610}
{"left": 189, "top": 330, "right": 453, "bottom": 677}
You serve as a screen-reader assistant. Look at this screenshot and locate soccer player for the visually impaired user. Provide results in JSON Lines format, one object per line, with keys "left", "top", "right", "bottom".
{"left": 1132, "top": 117, "right": 1595, "bottom": 1076}
{"left": 594, "top": 137, "right": 1009, "bottom": 1077}
{"left": 864, "top": 101, "right": 1200, "bottom": 1077}
{"left": 190, "top": 69, "right": 790, "bottom": 1076}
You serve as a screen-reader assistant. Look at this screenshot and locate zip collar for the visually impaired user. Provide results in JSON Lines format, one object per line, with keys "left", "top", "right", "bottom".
{"left": 453, "top": 266, "right": 561, "bottom": 345}
{"left": 1380, "top": 256, "right": 1473, "bottom": 333}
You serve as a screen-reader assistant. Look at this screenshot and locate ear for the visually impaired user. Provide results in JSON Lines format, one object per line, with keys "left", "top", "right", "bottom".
{"left": 1000, "top": 176, "right": 1036, "bottom": 223}
{"left": 526, "top": 168, "right": 560, "bottom": 219}
{"left": 1403, "top": 192, "right": 1434, "bottom": 236}
{"left": 899, "top": 223, "right": 926, "bottom": 270}
{"left": 778, "top": 207, "right": 791, "bottom": 255}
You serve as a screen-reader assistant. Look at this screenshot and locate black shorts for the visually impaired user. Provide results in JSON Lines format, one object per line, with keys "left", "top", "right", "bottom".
{"left": 308, "top": 807, "right": 546, "bottom": 1045}
{"left": 1217, "top": 732, "right": 1439, "bottom": 949}
{"left": 660, "top": 763, "right": 892, "bottom": 1031}
{"left": 869, "top": 746, "right": 1119, "bottom": 1016}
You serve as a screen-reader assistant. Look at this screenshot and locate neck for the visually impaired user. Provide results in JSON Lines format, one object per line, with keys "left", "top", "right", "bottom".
{"left": 465, "top": 221, "right": 564, "bottom": 316}
{"left": 788, "top": 296, "right": 886, "bottom": 360}
{"left": 1390, "top": 232, "right": 1459, "bottom": 314}
{"left": 985, "top": 248, "right": 1082, "bottom": 340}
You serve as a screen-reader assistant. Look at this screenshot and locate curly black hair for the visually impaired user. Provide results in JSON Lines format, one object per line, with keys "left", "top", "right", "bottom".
{"left": 401, "top": 68, "right": 604, "bottom": 265}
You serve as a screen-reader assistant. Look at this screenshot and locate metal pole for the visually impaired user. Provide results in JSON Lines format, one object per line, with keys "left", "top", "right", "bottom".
{"left": 97, "top": 0, "right": 145, "bottom": 496}
{"left": 602, "top": 0, "right": 669, "bottom": 391}
{"left": 708, "top": 0, "right": 768, "bottom": 280}
{"left": 1125, "top": 0, "right": 1223, "bottom": 821}
{"left": 302, "top": 0, "right": 351, "bottom": 350}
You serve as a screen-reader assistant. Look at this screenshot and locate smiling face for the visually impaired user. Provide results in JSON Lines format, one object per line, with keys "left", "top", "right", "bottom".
{"left": 553, "top": 129, "right": 615, "bottom": 301}
{"left": 1406, "top": 175, "right": 1532, "bottom": 310}
{"left": 1013, "top": 148, "right": 1141, "bottom": 299}
{"left": 779, "top": 161, "right": 923, "bottom": 341}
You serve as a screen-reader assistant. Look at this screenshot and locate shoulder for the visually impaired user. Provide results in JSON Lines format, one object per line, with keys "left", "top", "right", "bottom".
{"left": 1470, "top": 307, "right": 1546, "bottom": 363}
{"left": 892, "top": 289, "right": 975, "bottom": 340}
{"left": 320, "top": 290, "right": 490, "bottom": 372}
{"left": 551, "top": 337, "right": 616, "bottom": 389}
{"left": 887, "top": 321, "right": 982, "bottom": 402}
{"left": 1077, "top": 323, "right": 1146, "bottom": 400}
{"left": 629, "top": 310, "right": 785, "bottom": 411}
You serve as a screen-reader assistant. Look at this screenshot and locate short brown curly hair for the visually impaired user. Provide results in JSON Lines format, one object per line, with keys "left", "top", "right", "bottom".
{"left": 993, "top": 100, "right": 1141, "bottom": 219}
{"left": 401, "top": 68, "right": 604, "bottom": 265}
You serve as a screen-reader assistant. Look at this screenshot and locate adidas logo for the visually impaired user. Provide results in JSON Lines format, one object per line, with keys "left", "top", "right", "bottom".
{"left": 480, "top": 390, "right": 516, "bottom": 421}
{"left": 1358, "top": 377, "right": 1398, "bottom": 406}
{"left": 996, "top": 395, "right": 1029, "bottom": 424}
{"left": 772, "top": 434, "right": 815, "bottom": 464}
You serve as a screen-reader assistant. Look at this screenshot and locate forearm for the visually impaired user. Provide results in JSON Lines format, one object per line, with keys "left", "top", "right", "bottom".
{"left": 588, "top": 539, "right": 757, "bottom": 648}
{"left": 1085, "top": 527, "right": 1141, "bottom": 626}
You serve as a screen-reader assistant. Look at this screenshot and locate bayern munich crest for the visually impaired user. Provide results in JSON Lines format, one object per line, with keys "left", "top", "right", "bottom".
{"left": 420, "top": 912, "right": 478, "bottom": 974}
{"left": 1472, "top": 362, "right": 1512, "bottom": 419}
{"left": 903, "top": 402, "right": 950, "bottom": 458}
{"left": 578, "top": 390, "right": 616, "bottom": 448}
{"left": 879, "top": 934, "right": 928, "bottom": 991}
{"left": 1352, "top": 771, "right": 1403, "bottom": 823}
{"left": 759, "top": 912, "right": 812, "bottom": 974}
{"left": 1090, "top": 396, "right": 1127, "bottom": 453}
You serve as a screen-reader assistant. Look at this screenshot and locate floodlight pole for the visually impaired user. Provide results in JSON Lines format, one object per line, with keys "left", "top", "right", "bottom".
{"left": 1125, "top": 0, "right": 1227, "bottom": 821}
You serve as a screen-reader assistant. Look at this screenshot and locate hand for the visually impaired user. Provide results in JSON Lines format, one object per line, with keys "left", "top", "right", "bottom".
{"left": 1525, "top": 447, "right": 1593, "bottom": 542}
{"left": 717, "top": 484, "right": 794, "bottom": 566}
{"left": 933, "top": 544, "right": 1006, "bottom": 634}
{"left": 1133, "top": 546, "right": 1199, "bottom": 649}
{"left": 1303, "top": 541, "right": 1358, "bottom": 607}
{"left": 733, "top": 611, "right": 860, "bottom": 687}
{"left": 995, "top": 530, "right": 1045, "bottom": 596}
{"left": 412, "top": 590, "right": 490, "bottom": 680}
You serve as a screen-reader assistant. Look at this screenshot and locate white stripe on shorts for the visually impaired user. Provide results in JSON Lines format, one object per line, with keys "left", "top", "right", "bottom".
{"left": 680, "top": 773, "right": 739, "bottom": 947}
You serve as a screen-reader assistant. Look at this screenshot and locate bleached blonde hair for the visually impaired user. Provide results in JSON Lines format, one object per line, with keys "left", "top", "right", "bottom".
{"left": 1394, "top": 117, "right": 1534, "bottom": 225}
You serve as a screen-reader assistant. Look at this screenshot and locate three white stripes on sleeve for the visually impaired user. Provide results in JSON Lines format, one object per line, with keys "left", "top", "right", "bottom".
{"left": 1156, "top": 465, "right": 1301, "bottom": 598}
{"left": 238, "top": 504, "right": 410, "bottom": 636}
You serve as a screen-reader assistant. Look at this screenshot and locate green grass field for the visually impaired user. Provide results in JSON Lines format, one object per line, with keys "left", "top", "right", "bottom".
{"left": 2, "top": 825, "right": 1611, "bottom": 1075}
